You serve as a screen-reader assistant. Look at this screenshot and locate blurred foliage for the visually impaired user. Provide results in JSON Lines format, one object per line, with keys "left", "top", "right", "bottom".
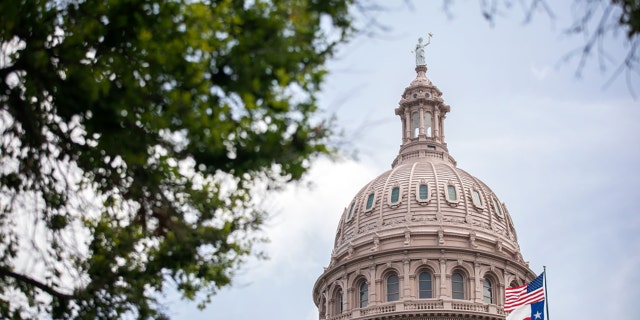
{"left": 0, "top": 0, "right": 354, "bottom": 318}
{"left": 613, "top": 0, "right": 640, "bottom": 38}
{"left": 469, "top": 0, "right": 640, "bottom": 95}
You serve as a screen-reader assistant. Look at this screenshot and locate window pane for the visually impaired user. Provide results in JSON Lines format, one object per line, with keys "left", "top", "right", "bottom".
{"left": 412, "top": 113, "right": 419, "bottom": 137}
{"left": 360, "top": 282, "right": 368, "bottom": 308}
{"left": 336, "top": 289, "right": 343, "bottom": 313}
{"left": 347, "top": 202, "right": 355, "bottom": 219}
{"left": 424, "top": 112, "right": 432, "bottom": 137}
{"left": 387, "top": 274, "right": 400, "bottom": 301}
{"left": 419, "top": 184, "right": 428, "bottom": 200}
{"left": 483, "top": 278, "right": 492, "bottom": 304}
{"left": 472, "top": 190, "right": 482, "bottom": 206}
{"left": 452, "top": 272, "right": 464, "bottom": 300}
{"left": 391, "top": 187, "right": 400, "bottom": 203}
{"left": 447, "top": 185, "right": 457, "bottom": 201}
{"left": 366, "top": 193, "right": 375, "bottom": 210}
{"left": 492, "top": 198, "right": 502, "bottom": 216}
{"left": 418, "top": 272, "right": 432, "bottom": 299}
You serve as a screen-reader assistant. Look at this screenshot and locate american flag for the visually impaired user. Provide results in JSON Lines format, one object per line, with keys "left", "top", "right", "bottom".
{"left": 504, "top": 272, "right": 545, "bottom": 313}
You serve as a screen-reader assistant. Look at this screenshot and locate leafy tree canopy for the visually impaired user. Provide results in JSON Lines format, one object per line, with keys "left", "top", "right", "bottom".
{"left": 0, "top": 0, "right": 353, "bottom": 318}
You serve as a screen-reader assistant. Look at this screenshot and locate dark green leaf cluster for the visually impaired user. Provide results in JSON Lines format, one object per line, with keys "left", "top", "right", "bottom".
{"left": 613, "top": 0, "right": 640, "bottom": 38}
{"left": 0, "top": 0, "right": 354, "bottom": 318}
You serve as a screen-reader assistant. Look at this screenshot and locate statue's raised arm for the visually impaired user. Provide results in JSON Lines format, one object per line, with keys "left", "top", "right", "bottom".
{"left": 414, "top": 33, "right": 432, "bottom": 66}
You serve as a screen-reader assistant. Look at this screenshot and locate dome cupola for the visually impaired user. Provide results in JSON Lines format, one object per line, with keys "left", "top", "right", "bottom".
{"left": 313, "top": 37, "right": 537, "bottom": 320}
{"left": 393, "top": 64, "right": 453, "bottom": 168}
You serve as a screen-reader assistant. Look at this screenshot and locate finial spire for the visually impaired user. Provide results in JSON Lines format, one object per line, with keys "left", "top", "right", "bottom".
{"left": 414, "top": 33, "right": 433, "bottom": 67}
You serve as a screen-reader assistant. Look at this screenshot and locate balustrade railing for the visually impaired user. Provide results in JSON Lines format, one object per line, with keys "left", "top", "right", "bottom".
{"left": 333, "top": 300, "right": 497, "bottom": 319}
{"left": 451, "top": 301, "right": 489, "bottom": 312}
{"left": 404, "top": 300, "right": 444, "bottom": 310}
{"left": 327, "top": 312, "right": 352, "bottom": 320}
{"left": 360, "top": 303, "right": 396, "bottom": 316}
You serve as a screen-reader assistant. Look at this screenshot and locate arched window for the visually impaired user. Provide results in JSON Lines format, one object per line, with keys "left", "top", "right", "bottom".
{"left": 387, "top": 273, "right": 400, "bottom": 301}
{"left": 418, "top": 271, "right": 433, "bottom": 299}
{"left": 424, "top": 112, "right": 432, "bottom": 137}
{"left": 365, "top": 193, "right": 375, "bottom": 211}
{"left": 359, "top": 281, "right": 369, "bottom": 308}
{"left": 390, "top": 186, "right": 400, "bottom": 204}
{"left": 452, "top": 272, "right": 464, "bottom": 299}
{"left": 320, "top": 297, "right": 326, "bottom": 318}
{"left": 483, "top": 278, "right": 493, "bottom": 304}
{"left": 335, "top": 288, "right": 343, "bottom": 314}
{"left": 412, "top": 112, "right": 420, "bottom": 138}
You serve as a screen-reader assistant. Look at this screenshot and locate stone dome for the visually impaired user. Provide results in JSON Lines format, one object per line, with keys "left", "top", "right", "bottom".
{"left": 313, "top": 64, "right": 536, "bottom": 320}
{"left": 331, "top": 158, "right": 521, "bottom": 262}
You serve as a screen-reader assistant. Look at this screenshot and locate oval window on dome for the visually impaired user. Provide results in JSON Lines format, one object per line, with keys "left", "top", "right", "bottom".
{"left": 416, "top": 183, "right": 430, "bottom": 204}
{"left": 492, "top": 198, "right": 503, "bottom": 217}
{"left": 365, "top": 193, "right": 375, "bottom": 211}
{"left": 390, "top": 187, "right": 400, "bottom": 204}
{"left": 471, "top": 189, "right": 483, "bottom": 208}
{"left": 425, "top": 92, "right": 430, "bottom": 98}
{"left": 447, "top": 185, "right": 457, "bottom": 201}
{"left": 347, "top": 202, "right": 356, "bottom": 220}
{"left": 419, "top": 184, "right": 428, "bottom": 199}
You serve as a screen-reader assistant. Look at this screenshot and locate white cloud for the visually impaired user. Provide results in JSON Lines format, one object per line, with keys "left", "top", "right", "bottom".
{"left": 243, "top": 157, "right": 378, "bottom": 281}
{"left": 530, "top": 63, "right": 552, "bottom": 80}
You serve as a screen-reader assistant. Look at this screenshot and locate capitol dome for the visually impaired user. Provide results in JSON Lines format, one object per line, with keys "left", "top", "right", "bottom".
{"left": 313, "top": 63, "right": 536, "bottom": 320}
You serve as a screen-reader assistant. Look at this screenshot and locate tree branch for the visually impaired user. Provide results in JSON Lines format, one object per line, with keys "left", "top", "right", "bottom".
{"left": 0, "top": 266, "right": 74, "bottom": 300}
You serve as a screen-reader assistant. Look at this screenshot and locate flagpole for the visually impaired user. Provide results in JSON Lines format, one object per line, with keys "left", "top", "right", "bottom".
{"left": 543, "top": 266, "right": 550, "bottom": 320}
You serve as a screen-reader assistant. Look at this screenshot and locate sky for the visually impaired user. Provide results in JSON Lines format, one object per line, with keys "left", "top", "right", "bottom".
{"left": 168, "top": 1, "right": 640, "bottom": 319}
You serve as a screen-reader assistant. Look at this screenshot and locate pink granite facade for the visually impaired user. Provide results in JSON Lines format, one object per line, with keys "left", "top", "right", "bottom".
{"left": 313, "top": 65, "right": 536, "bottom": 320}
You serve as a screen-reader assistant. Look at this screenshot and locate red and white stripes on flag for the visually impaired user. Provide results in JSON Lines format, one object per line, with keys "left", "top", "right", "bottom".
{"left": 504, "top": 283, "right": 545, "bottom": 313}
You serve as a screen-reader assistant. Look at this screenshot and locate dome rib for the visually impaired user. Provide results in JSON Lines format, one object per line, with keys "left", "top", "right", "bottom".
{"left": 429, "top": 161, "right": 441, "bottom": 213}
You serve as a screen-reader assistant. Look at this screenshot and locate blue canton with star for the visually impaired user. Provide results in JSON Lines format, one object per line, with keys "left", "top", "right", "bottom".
{"left": 531, "top": 301, "right": 545, "bottom": 320}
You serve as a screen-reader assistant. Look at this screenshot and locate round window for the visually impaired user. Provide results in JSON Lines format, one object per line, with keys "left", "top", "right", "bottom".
{"left": 425, "top": 93, "right": 430, "bottom": 98}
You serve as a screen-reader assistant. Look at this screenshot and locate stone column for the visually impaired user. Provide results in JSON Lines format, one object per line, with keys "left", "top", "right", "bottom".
{"left": 403, "top": 258, "right": 411, "bottom": 299}
{"left": 441, "top": 115, "right": 446, "bottom": 142}
{"left": 375, "top": 278, "right": 383, "bottom": 304}
{"left": 439, "top": 258, "right": 448, "bottom": 298}
{"left": 401, "top": 114, "right": 407, "bottom": 142}
{"left": 370, "top": 264, "right": 378, "bottom": 305}
{"left": 404, "top": 110, "right": 411, "bottom": 141}
{"left": 433, "top": 109, "right": 440, "bottom": 140}
{"left": 347, "top": 287, "right": 354, "bottom": 311}
{"left": 408, "top": 274, "right": 416, "bottom": 299}
{"left": 474, "top": 262, "right": 482, "bottom": 304}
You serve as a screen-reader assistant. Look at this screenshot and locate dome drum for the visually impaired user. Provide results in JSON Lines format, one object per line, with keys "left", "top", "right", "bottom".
{"left": 313, "top": 241, "right": 534, "bottom": 320}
